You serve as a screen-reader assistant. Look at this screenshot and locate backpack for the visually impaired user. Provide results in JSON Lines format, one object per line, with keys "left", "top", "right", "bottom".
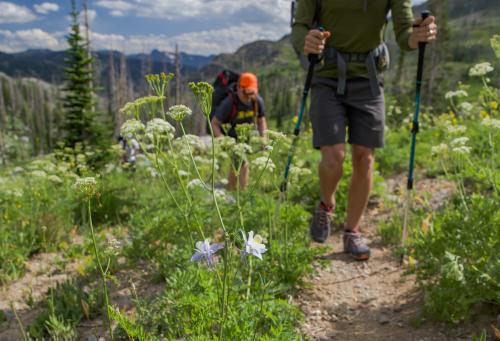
{"left": 207, "top": 69, "right": 259, "bottom": 134}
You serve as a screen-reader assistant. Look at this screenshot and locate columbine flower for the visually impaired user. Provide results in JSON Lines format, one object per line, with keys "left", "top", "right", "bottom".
{"left": 481, "top": 117, "right": 500, "bottom": 129}
{"left": 444, "top": 90, "right": 468, "bottom": 100}
{"left": 146, "top": 118, "right": 175, "bottom": 138}
{"left": 242, "top": 231, "right": 267, "bottom": 260}
{"left": 74, "top": 177, "right": 97, "bottom": 197}
{"left": 190, "top": 239, "right": 224, "bottom": 266}
{"left": 447, "top": 125, "right": 467, "bottom": 135}
{"left": 252, "top": 156, "right": 276, "bottom": 172}
{"left": 167, "top": 105, "right": 192, "bottom": 121}
{"left": 469, "top": 62, "right": 494, "bottom": 77}
{"left": 121, "top": 119, "right": 145, "bottom": 137}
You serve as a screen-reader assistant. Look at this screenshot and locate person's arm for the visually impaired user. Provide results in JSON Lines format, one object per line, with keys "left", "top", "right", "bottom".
{"left": 212, "top": 97, "right": 232, "bottom": 138}
{"left": 391, "top": 0, "right": 437, "bottom": 51}
{"left": 257, "top": 117, "right": 267, "bottom": 137}
{"left": 211, "top": 116, "right": 224, "bottom": 137}
{"left": 291, "top": 0, "right": 332, "bottom": 57}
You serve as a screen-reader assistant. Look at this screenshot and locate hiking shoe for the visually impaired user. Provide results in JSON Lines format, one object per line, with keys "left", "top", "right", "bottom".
{"left": 343, "top": 231, "right": 371, "bottom": 261}
{"left": 309, "top": 202, "right": 333, "bottom": 243}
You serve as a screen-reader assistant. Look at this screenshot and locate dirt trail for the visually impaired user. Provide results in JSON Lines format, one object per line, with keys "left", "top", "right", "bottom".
{"left": 297, "top": 177, "right": 498, "bottom": 340}
{"left": 0, "top": 252, "right": 83, "bottom": 340}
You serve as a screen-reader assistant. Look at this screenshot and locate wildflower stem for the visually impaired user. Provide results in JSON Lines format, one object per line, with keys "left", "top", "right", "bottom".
{"left": 246, "top": 256, "right": 253, "bottom": 300}
{"left": 88, "top": 199, "right": 114, "bottom": 340}
{"left": 180, "top": 123, "right": 208, "bottom": 189}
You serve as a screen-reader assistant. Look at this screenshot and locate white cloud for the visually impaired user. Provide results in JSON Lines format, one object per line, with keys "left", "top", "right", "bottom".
{"left": 34, "top": 2, "right": 60, "bottom": 15}
{"left": 88, "top": 21, "right": 286, "bottom": 55}
{"left": 0, "top": 2, "right": 37, "bottom": 24}
{"left": 94, "top": 0, "right": 290, "bottom": 24}
{"left": 0, "top": 28, "right": 63, "bottom": 52}
{"left": 110, "top": 10, "right": 125, "bottom": 17}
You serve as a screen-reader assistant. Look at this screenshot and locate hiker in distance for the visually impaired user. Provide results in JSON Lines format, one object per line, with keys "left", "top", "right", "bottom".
{"left": 211, "top": 72, "right": 268, "bottom": 190}
{"left": 291, "top": 0, "right": 437, "bottom": 260}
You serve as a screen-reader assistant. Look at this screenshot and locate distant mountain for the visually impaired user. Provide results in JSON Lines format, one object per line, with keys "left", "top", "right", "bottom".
{"left": 0, "top": 48, "right": 214, "bottom": 87}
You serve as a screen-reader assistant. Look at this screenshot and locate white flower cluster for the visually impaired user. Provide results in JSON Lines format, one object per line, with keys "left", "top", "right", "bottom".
{"left": 146, "top": 118, "right": 175, "bottom": 139}
{"left": 447, "top": 125, "right": 467, "bottom": 135}
{"left": 232, "top": 143, "right": 253, "bottom": 158}
{"left": 216, "top": 136, "right": 236, "bottom": 151}
{"left": 450, "top": 137, "right": 471, "bottom": 155}
{"left": 431, "top": 143, "right": 449, "bottom": 156}
{"left": 252, "top": 156, "right": 276, "bottom": 172}
{"left": 481, "top": 117, "right": 500, "bottom": 130}
{"left": 167, "top": 105, "right": 192, "bottom": 121}
{"left": 444, "top": 90, "right": 468, "bottom": 100}
{"left": 468, "top": 62, "right": 494, "bottom": 77}
{"left": 289, "top": 166, "right": 312, "bottom": 181}
{"left": 74, "top": 177, "right": 98, "bottom": 196}
{"left": 458, "top": 102, "right": 473, "bottom": 115}
{"left": 121, "top": 119, "right": 145, "bottom": 137}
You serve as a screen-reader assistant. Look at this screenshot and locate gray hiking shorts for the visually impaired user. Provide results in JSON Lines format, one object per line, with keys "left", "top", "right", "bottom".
{"left": 310, "top": 76, "right": 385, "bottom": 149}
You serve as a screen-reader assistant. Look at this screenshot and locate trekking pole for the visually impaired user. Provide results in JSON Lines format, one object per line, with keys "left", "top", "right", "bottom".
{"left": 280, "top": 28, "right": 324, "bottom": 193}
{"left": 401, "top": 11, "right": 431, "bottom": 265}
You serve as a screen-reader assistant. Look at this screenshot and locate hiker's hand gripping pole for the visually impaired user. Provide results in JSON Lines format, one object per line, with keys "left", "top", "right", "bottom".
{"left": 401, "top": 11, "right": 430, "bottom": 265}
{"left": 280, "top": 28, "right": 324, "bottom": 193}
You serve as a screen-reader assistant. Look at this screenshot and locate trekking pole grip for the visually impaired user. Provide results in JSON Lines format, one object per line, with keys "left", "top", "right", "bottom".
{"left": 308, "top": 26, "right": 324, "bottom": 64}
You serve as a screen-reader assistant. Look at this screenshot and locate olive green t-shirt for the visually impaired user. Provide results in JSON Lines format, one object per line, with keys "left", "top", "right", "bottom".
{"left": 291, "top": 0, "right": 415, "bottom": 78}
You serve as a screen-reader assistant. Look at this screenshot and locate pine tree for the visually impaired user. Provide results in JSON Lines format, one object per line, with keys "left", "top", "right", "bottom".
{"left": 62, "top": 0, "right": 102, "bottom": 149}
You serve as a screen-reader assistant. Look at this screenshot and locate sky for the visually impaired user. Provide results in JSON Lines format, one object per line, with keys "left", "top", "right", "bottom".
{"left": 0, "top": 0, "right": 427, "bottom": 56}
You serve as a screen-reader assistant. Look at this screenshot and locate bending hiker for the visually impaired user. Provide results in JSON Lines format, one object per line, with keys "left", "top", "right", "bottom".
{"left": 211, "top": 72, "right": 268, "bottom": 190}
{"left": 291, "top": 0, "right": 437, "bottom": 260}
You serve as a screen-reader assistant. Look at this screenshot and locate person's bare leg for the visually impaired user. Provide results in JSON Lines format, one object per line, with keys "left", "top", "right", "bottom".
{"left": 238, "top": 162, "right": 249, "bottom": 190}
{"left": 228, "top": 168, "right": 237, "bottom": 190}
{"left": 319, "top": 144, "right": 346, "bottom": 208}
{"left": 346, "top": 144, "right": 375, "bottom": 231}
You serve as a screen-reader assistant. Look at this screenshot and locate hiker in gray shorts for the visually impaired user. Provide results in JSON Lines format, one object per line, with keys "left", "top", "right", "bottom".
{"left": 291, "top": 0, "right": 437, "bottom": 260}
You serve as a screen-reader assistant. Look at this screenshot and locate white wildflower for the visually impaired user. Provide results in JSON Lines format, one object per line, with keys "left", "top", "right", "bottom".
{"left": 431, "top": 143, "right": 449, "bottom": 156}
{"left": 190, "top": 239, "right": 224, "bottom": 266}
{"left": 74, "top": 177, "right": 97, "bottom": 197}
{"left": 452, "top": 146, "right": 471, "bottom": 155}
{"left": 167, "top": 104, "right": 192, "bottom": 121}
{"left": 469, "top": 62, "right": 494, "bottom": 77}
{"left": 146, "top": 118, "right": 175, "bottom": 138}
{"left": 242, "top": 231, "right": 267, "bottom": 260}
{"left": 31, "top": 170, "right": 47, "bottom": 178}
{"left": 252, "top": 156, "right": 276, "bottom": 172}
{"left": 444, "top": 90, "right": 468, "bottom": 100}
{"left": 121, "top": 119, "right": 145, "bottom": 137}
{"left": 178, "top": 170, "right": 189, "bottom": 177}
{"left": 232, "top": 143, "right": 252, "bottom": 158}
{"left": 450, "top": 137, "right": 469, "bottom": 147}
{"left": 447, "top": 125, "right": 467, "bottom": 135}
{"left": 458, "top": 102, "right": 473, "bottom": 114}
{"left": 48, "top": 175, "right": 63, "bottom": 184}
{"left": 481, "top": 117, "right": 500, "bottom": 130}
